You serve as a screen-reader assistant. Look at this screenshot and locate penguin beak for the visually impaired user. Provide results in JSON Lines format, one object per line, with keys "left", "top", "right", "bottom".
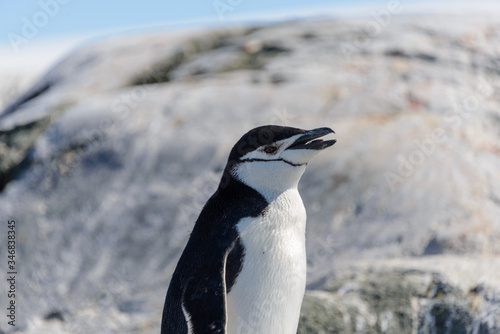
{"left": 287, "top": 127, "right": 336, "bottom": 150}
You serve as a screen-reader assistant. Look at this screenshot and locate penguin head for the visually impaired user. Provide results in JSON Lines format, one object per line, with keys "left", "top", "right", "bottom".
{"left": 223, "top": 125, "right": 336, "bottom": 197}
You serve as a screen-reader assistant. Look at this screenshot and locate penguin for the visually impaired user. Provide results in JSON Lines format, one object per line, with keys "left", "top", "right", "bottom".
{"left": 161, "top": 125, "right": 336, "bottom": 334}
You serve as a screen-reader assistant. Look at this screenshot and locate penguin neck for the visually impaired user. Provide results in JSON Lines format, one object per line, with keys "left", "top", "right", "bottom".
{"left": 227, "top": 162, "right": 307, "bottom": 203}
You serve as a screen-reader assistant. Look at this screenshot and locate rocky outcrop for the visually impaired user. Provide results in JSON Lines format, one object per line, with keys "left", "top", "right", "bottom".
{"left": 300, "top": 258, "right": 500, "bottom": 333}
{"left": 1, "top": 15, "right": 499, "bottom": 333}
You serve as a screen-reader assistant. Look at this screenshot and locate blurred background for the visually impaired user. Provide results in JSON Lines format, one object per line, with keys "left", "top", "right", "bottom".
{"left": 1, "top": 1, "right": 500, "bottom": 333}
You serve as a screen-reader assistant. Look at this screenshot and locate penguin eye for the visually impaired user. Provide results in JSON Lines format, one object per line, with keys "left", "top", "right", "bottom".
{"left": 264, "top": 146, "right": 278, "bottom": 154}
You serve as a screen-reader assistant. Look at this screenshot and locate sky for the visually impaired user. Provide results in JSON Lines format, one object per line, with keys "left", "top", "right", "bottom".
{"left": 0, "top": 0, "right": 351, "bottom": 75}
{"left": 0, "top": 0, "right": 379, "bottom": 76}
{"left": 0, "top": 0, "right": 499, "bottom": 76}
{"left": 0, "top": 0, "right": 369, "bottom": 49}
{"left": 0, "top": 0, "right": 347, "bottom": 40}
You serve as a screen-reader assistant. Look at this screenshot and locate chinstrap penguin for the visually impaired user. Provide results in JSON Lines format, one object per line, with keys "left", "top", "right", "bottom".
{"left": 161, "top": 125, "right": 336, "bottom": 334}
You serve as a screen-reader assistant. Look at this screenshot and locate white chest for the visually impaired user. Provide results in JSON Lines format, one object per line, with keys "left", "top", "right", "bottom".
{"left": 226, "top": 189, "right": 307, "bottom": 334}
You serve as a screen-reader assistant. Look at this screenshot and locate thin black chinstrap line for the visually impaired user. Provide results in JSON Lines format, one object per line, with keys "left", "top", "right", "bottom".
{"left": 239, "top": 158, "right": 306, "bottom": 167}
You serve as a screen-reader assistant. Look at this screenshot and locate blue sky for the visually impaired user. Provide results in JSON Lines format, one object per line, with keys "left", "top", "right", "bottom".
{"left": 0, "top": 0, "right": 363, "bottom": 45}
{"left": 0, "top": 0, "right": 382, "bottom": 74}
{"left": 0, "top": 0, "right": 497, "bottom": 75}
{"left": 4, "top": 0, "right": 495, "bottom": 45}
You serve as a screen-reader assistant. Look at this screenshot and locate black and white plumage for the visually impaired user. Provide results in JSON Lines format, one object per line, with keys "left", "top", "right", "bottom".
{"left": 161, "top": 125, "right": 336, "bottom": 334}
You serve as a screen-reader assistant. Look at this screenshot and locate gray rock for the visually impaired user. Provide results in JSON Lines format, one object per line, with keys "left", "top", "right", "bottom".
{"left": 300, "top": 266, "right": 500, "bottom": 334}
